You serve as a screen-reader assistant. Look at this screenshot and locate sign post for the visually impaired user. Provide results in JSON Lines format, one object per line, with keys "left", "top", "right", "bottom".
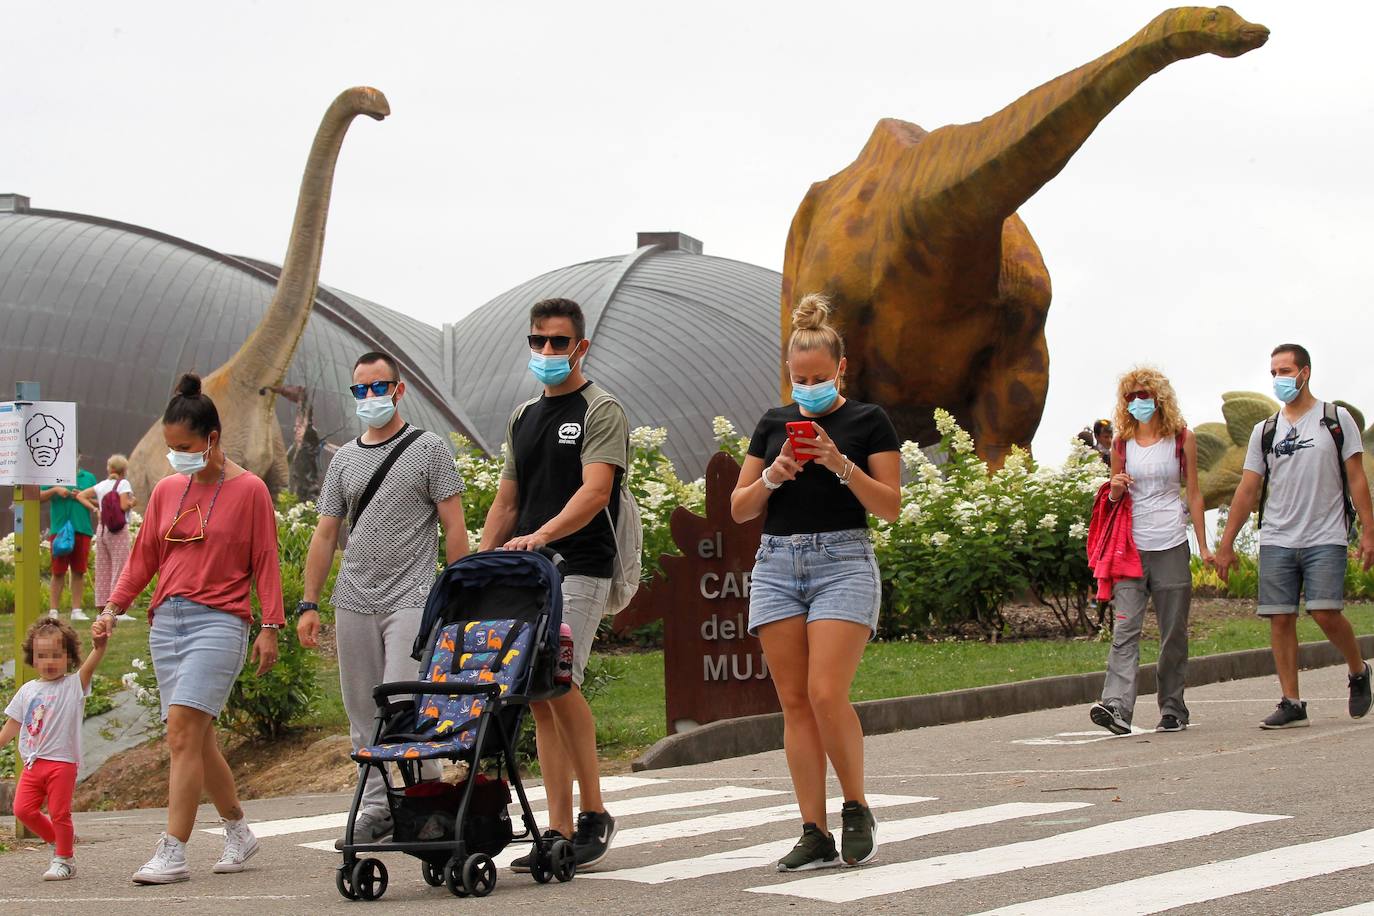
{"left": 613, "top": 452, "right": 780, "bottom": 734}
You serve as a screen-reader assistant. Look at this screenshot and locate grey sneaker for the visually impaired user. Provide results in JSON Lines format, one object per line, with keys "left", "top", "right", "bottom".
{"left": 1155, "top": 715, "right": 1186, "bottom": 733}
{"left": 1090, "top": 702, "right": 1131, "bottom": 735}
{"left": 1349, "top": 662, "right": 1372, "bottom": 719}
{"left": 334, "top": 808, "right": 393, "bottom": 850}
{"left": 841, "top": 801, "right": 878, "bottom": 866}
{"left": 1260, "top": 698, "right": 1309, "bottom": 729}
{"left": 777, "top": 823, "right": 839, "bottom": 872}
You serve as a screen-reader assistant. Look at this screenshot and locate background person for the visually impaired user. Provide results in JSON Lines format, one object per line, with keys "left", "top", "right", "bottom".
{"left": 80, "top": 454, "right": 138, "bottom": 623}
{"left": 40, "top": 458, "right": 99, "bottom": 621}
{"left": 480, "top": 297, "right": 627, "bottom": 870}
{"left": 1214, "top": 343, "right": 1374, "bottom": 728}
{"left": 731, "top": 293, "right": 900, "bottom": 872}
{"left": 97, "top": 373, "right": 283, "bottom": 884}
{"left": 1089, "top": 367, "right": 1209, "bottom": 736}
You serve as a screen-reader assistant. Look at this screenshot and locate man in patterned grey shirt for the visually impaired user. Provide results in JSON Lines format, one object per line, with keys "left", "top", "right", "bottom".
{"left": 298, "top": 351, "right": 469, "bottom": 846}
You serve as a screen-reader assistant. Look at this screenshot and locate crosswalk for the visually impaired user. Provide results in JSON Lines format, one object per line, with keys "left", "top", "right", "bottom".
{"left": 229, "top": 775, "right": 1374, "bottom": 911}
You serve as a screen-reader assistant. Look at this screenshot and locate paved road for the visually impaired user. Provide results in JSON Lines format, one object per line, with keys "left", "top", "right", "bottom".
{"left": 2, "top": 663, "right": 1372, "bottom": 915}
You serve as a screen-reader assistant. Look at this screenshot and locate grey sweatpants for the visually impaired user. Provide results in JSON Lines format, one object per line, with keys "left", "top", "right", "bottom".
{"left": 1101, "top": 541, "right": 1192, "bottom": 725}
{"left": 337, "top": 605, "right": 440, "bottom": 814}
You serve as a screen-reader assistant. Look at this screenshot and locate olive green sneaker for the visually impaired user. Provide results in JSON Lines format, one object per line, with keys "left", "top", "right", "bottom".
{"left": 776, "top": 823, "right": 839, "bottom": 872}
{"left": 841, "top": 800, "right": 878, "bottom": 866}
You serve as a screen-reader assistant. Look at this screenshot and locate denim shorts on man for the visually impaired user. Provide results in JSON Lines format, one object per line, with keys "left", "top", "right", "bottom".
{"left": 747, "top": 529, "right": 881, "bottom": 637}
{"left": 149, "top": 596, "right": 250, "bottom": 720}
{"left": 1257, "top": 543, "right": 1348, "bottom": 615}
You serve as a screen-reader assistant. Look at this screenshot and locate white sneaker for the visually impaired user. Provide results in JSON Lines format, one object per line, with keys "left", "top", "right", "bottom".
{"left": 48, "top": 608, "right": 59, "bottom": 619}
{"left": 70, "top": 608, "right": 90, "bottom": 621}
{"left": 132, "top": 833, "right": 190, "bottom": 884}
{"left": 115, "top": 613, "right": 138, "bottom": 623}
{"left": 43, "top": 856, "right": 75, "bottom": 880}
{"left": 212, "top": 819, "right": 259, "bottom": 874}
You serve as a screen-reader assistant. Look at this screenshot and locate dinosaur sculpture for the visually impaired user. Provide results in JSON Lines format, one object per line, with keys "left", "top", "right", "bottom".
{"left": 781, "top": 7, "right": 1268, "bottom": 468}
{"left": 127, "top": 87, "right": 389, "bottom": 501}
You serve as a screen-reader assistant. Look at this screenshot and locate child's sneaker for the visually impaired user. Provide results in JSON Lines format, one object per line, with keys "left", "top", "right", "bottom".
{"left": 776, "top": 823, "right": 839, "bottom": 872}
{"left": 213, "top": 818, "right": 259, "bottom": 873}
{"left": 841, "top": 800, "right": 878, "bottom": 866}
{"left": 132, "top": 833, "right": 190, "bottom": 884}
{"left": 43, "top": 856, "right": 75, "bottom": 881}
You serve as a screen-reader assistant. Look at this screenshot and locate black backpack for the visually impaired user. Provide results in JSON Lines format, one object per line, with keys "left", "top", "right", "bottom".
{"left": 1257, "top": 401, "right": 1356, "bottom": 533}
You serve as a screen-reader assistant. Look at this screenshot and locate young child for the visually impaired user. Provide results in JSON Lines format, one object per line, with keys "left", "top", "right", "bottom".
{"left": 1, "top": 618, "right": 107, "bottom": 880}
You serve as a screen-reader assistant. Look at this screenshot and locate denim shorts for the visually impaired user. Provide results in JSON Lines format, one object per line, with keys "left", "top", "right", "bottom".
{"left": 747, "top": 529, "right": 881, "bottom": 638}
{"left": 1257, "top": 544, "right": 1348, "bottom": 615}
{"left": 149, "top": 596, "right": 250, "bottom": 720}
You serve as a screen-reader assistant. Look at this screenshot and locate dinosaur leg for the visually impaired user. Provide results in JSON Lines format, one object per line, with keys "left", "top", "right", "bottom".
{"left": 264, "top": 433, "right": 290, "bottom": 498}
{"left": 968, "top": 333, "right": 1049, "bottom": 470}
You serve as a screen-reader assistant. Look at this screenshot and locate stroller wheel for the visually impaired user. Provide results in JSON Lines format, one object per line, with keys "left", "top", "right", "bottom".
{"left": 443, "top": 858, "right": 468, "bottom": 897}
{"left": 530, "top": 852, "right": 552, "bottom": 884}
{"left": 462, "top": 853, "right": 497, "bottom": 898}
{"left": 351, "top": 858, "right": 388, "bottom": 901}
{"left": 549, "top": 838, "right": 577, "bottom": 882}
{"left": 420, "top": 859, "right": 445, "bottom": 887}
{"left": 335, "top": 863, "right": 360, "bottom": 900}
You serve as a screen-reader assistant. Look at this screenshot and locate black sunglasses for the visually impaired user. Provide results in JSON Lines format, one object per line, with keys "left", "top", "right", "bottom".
{"left": 527, "top": 334, "right": 576, "bottom": 351}
{"left": 349, "top": 380, "right": 397, "bottom": 400}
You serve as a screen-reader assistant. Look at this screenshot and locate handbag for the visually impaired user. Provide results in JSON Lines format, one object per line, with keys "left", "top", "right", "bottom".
{"left": 51, "top": 520, "right": 76, "bottom": 557}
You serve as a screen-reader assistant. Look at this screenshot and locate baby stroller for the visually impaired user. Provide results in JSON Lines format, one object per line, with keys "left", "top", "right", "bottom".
{"left": 336, "top": 549, "right": 576, "bottom": 901}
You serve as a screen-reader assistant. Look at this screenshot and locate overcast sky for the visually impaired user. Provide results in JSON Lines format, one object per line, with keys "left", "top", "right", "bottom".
{"left": 5, "top": 1, "right": 1370, "bottom": 464}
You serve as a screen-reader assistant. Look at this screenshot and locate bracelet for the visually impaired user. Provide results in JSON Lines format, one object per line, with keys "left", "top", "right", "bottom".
{"left": 261, "top": 623, "right": 282, "bottom": 631}
{"left": 761, "top": 465, "right": 782, "bottom": 491}
{"left": 837, "top": 457, "right": 856, "bottom": 486}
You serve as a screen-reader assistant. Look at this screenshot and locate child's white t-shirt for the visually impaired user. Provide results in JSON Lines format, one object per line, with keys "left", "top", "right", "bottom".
{"left": 4, "top": 673, "right": 90, "bottom": 765}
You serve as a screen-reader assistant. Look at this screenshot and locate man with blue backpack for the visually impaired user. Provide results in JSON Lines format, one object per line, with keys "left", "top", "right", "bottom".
{"left": 1215, "top": 343, "right": 1374, "bottom": 728}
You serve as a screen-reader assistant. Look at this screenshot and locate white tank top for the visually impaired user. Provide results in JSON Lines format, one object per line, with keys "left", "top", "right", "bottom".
{"left": 1125, "top": 436, "right": 1187, "bottom": 551}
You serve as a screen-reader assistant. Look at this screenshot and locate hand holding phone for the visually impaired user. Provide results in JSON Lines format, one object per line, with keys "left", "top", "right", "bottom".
{"left": 786, "top": 420, "right": 819, "bottom": 463}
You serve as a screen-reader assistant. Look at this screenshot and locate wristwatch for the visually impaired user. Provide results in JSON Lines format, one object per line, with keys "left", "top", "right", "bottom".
{"left": 294, "top": 600, "right": 319, "bottom": 617}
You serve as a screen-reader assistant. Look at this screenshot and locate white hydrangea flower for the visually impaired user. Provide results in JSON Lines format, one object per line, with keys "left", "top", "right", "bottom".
{"left": 951, "top": 429, "right": 975, "bottom": 455}
{"left": 121, "top": 672, "right": 138, "bottom": 689}
{"left": 930, "top": 531, "right": 950, "bottom": 547}
{"left": 934, "top": 408, "right": 957, "bottom": 437}
{"left": 1038, "top": 513, "right": 1058, "bottom": 530}
{"left": 630, "top": 426, "right": 668, "bottom": 451}
{"left": 919, "top": 463, "right": 943, "bottom": 483}
{"left": 1069, "top": 521, "right": 1088, "bottom": 539}
{"left": 871, "top": 527, "right": 890, "bottom": 549}
{"left": 1010, "top": 518, "right": 1027, "bottom": 535}
{"left": 712, "top": 416, "right": 737, "bottom": 441}
{"left": 961, "top": 523, "right": 975, "bottom": 536}
{"left": 130, "top": 657, "right": 146, "bottom": 670}
{"left": 1002, "top": 449, "right": 1029, "bottom": 473}
{"left": 899, "top": 502, "right": 922, "bottom": 524}
{"left": 899, "top": 441, "right": 927, "bottom": 470}
{"left": 984, "top": 521, "right": 999, "bottom": 534}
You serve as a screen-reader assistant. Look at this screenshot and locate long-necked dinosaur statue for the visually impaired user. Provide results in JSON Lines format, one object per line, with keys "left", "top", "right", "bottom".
{"left": 127, "top": 87, "right": 389, "bottom": 501}
{"left": 781, "top": 7, "right": 1268, "bottom": 468}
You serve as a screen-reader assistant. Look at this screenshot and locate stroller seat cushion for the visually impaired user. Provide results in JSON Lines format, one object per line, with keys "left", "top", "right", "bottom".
{"left": 354, "top": 731, "right": 477, "bottom": 761}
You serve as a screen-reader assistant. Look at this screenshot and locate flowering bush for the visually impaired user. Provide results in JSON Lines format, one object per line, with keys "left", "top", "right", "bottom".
{"left": 875, "top": 410, "right": 1106, "bottom": 638}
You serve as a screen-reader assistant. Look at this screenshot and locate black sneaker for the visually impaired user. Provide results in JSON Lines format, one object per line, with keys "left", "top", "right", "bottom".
{"left": 572, "top": 810, "right": 617, "bottom": 869}
{"left": 840, "top": 801, "right": 878, "bottom": 866}
{"left": 1349, "top": 662, "right": 1372, "bottom": 719}
{"left": 1090, "top": 702, "right": 1131, "bottom": 736}
{"left": 333, "top": 808, "right": 393, "bottom": 850}
{"left": 1155, "top": 715, "right": 1186, "bottom": 733}
{"left": 1260, "top": 698, "right": 1309, "bottom": 729}
{"left": 510, "top": 829, "right": 566, "bottom": 873}
{"left": 776, "top": 823, "right": 839, "bottom": 872}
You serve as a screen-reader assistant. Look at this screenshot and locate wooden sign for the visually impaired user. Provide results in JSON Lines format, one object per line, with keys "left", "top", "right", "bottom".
{"left": 613, "top": 452, "right": 779, "bottom": 734}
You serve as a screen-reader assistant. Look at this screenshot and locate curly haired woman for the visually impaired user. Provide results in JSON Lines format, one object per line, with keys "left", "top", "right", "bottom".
{"left": 1090, "top": 367, "right": 1210, "bottom": 735}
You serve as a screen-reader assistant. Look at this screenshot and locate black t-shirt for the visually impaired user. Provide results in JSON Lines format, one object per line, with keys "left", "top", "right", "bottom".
{"left": 747, "top": 399, "right": 900, "bottom": 536}
{"left": 502, "top": 381, "right": 628, "bottom": 578}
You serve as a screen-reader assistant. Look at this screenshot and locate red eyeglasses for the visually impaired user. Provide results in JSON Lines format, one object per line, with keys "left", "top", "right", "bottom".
{"left": 1124, "top": 390, "right": 1152, "bottom": 403}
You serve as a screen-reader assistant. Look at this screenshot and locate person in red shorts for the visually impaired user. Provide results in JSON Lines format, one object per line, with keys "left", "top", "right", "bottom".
{"left": 40, "top": 459, "right": 99, "bottom": 621}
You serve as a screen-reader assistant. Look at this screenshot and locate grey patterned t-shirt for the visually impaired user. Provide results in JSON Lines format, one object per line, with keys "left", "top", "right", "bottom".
{"left": 318, "top": 424, "right": 465, "bottom": 614}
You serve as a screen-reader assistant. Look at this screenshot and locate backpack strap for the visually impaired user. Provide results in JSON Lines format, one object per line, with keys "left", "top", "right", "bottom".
{"left": 1176, "top": 424, "right": 1188, "bottom": 481}
{"left": 350, "top": 426, "right": 426, "bottom": 529}
{"left": 1320, "top": 401, "right": 1357, "bottom": 532}
{"left": 1257, "top": 412, "right": 1280, "bottom": 530}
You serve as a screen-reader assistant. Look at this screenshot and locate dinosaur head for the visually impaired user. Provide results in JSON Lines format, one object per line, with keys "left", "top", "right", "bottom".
{"left": 1163, "top": 7, "right": 1269, "bottom": 58}
{"left": 347, "top": 86, "right": 391, "bottom": 121}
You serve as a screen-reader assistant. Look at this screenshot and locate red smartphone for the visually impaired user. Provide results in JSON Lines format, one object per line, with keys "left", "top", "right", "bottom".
{"left": 785, "top": 420, "right": 818, "bottom": 462}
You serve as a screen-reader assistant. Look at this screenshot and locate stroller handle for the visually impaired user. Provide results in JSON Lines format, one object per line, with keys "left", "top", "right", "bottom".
{"left": 536, "top": 546, "right": 567, "bottom": 577}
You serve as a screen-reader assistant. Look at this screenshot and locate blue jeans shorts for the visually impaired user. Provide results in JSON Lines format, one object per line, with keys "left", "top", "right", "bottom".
{"left": 747, "top": 529, "right": 881, "bottom": 638}
{"left": 1257, "top": 544, "right": 1348, "bottom": 615}
{"left": 149, "top": 596, "right": 250, "bottom": 720}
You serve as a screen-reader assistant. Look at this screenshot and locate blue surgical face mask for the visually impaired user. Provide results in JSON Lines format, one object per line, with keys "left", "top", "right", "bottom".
{"left": 792, "top": 379, "right": 839, "bottom": 414}
{"left": 166, "top": 446, "right": 209, "bottom": 476}
{"left": 1273, "top": 373, "right": 1305, "bottom": 404}
{"left": 355, "top": 395, "right": 397, "bottom": 428}
{"left": 528, "top": 351, "right": 573, "bottom": 386}
{"left": 1127, "top": 398, "right": 1156, "bottom": 423}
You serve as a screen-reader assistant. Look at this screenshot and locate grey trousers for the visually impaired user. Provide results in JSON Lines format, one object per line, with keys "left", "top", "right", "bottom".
{"left": 336, "top": 605, "right": 440, "bottom": 815}
{"left": 1101, "top": 541, "right": 1192, "bottom": 725}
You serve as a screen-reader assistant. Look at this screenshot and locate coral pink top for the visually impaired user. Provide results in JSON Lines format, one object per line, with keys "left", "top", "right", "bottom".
{"left": 109, "top": 470, "right": 285, "bottom": 625}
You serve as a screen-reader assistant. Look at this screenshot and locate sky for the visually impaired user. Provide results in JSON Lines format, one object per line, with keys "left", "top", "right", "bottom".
{"left": 5, "top": 1, "right": 1371, "bottom": 464}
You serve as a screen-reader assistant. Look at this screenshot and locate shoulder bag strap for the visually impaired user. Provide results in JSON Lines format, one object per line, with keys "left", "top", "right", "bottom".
{"left": 350, "top": 427, "right": 426, "bottom": 529}
{"left": 1257, "top": 413, "right": 1279, "bottom": 529}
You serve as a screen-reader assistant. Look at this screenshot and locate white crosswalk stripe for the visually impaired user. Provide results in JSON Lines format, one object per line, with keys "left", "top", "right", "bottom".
{"left": 1315, "top": 904, "right": 1374, "bottom": 915}
{"left": 586, "top": 801, "right": 1093, "bottom": 884}
{"left": 976, "top": 828, "right": 1374, "bottom": 916}
{"left": 746, "top": 809, "right": 1290, "bottom": 902}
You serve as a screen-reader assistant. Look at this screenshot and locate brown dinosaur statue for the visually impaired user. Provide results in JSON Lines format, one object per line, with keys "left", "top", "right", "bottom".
{"left": 781, "top": 7, "right": 1268, "bottom": 468}
{"left": 127, "top": 87, "right": 389, "bottom": 501}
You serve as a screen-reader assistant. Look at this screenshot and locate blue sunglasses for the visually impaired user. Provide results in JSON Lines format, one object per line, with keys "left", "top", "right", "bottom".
{"left": 349, "top": 380, "right": 397, "bottom": 400}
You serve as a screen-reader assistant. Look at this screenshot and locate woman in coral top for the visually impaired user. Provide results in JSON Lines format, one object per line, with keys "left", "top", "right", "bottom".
{"left": 95, "top": 374, "right": 284, "bottom": 885}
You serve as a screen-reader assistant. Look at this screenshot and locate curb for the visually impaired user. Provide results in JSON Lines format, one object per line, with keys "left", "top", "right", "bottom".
{"left": 631, "top": 634, "right": 1374, "bottom": 771}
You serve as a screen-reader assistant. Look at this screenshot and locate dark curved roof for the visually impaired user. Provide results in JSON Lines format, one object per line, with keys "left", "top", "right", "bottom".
{"left": 446, "top": 232, "right": 782, "bottom": 477}
{"left": 0, "top": 196, "right": 476, "bottom": 479}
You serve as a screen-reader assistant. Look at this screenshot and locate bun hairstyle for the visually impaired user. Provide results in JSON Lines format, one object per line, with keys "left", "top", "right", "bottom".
{"left": 788, "top": 293, "right": 845, "bottom": 362}
{"left": 162, "top": 372, "right": 222, "bottom": 438}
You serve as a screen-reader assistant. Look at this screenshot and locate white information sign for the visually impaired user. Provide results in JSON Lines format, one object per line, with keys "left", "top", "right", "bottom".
{"left": 0, "top": 400, "right": 79, "bottom": 487}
